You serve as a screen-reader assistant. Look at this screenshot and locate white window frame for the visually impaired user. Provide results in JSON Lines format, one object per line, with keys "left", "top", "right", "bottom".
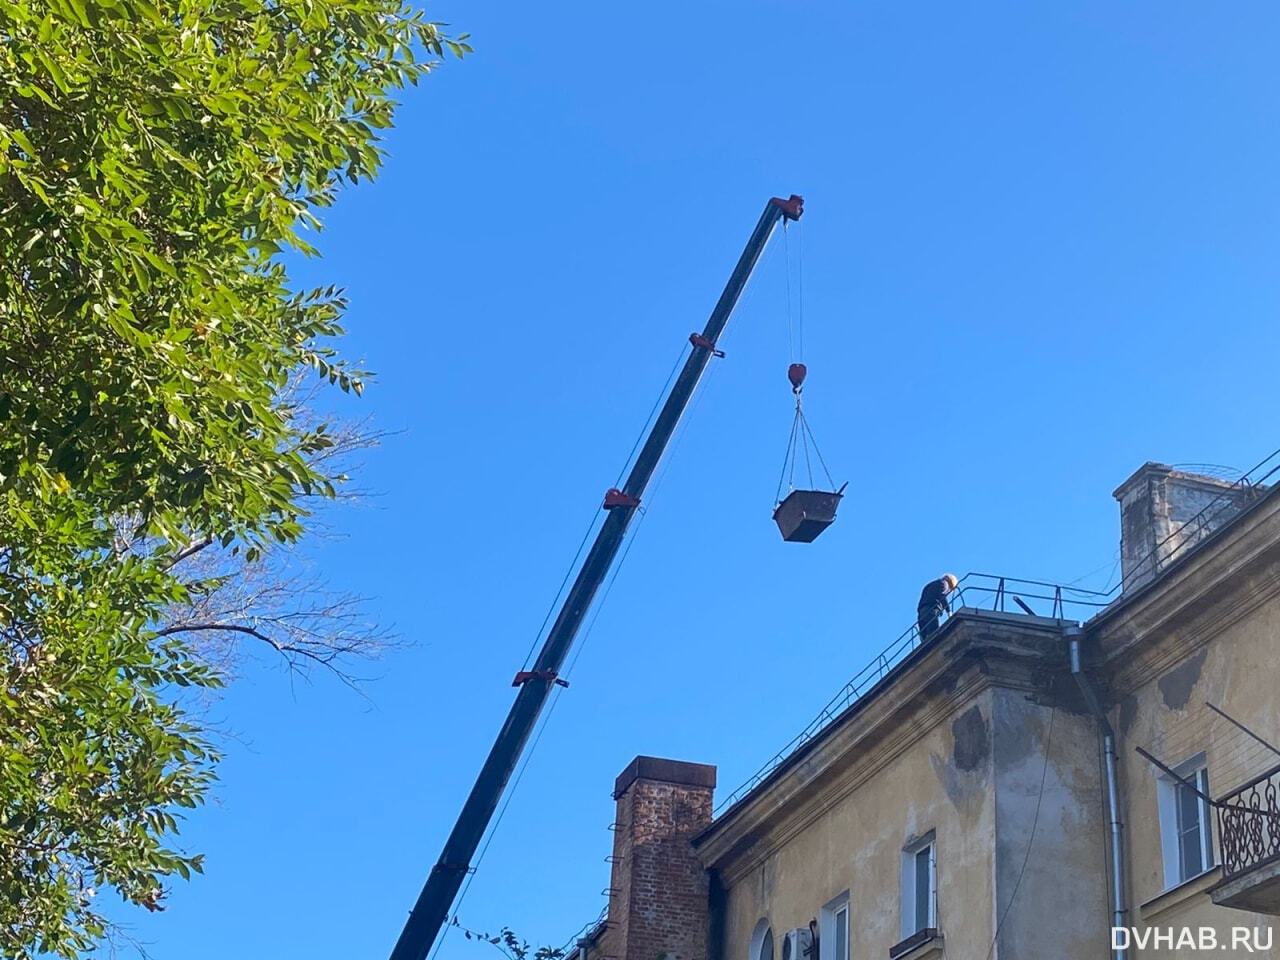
{"left": 749, "top": 920, "right": 773, "bottom": 960}
{"left": 819, "top": 892, "right": 849, "bottom": 960}
{"left": 900, "top": 832, "right": 937, "bottom": 939}
{"left": 1156, "top": 753, "right": 1215, "bottom": 889}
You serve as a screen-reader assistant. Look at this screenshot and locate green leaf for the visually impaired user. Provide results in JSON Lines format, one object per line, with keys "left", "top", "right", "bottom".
{"left": 0, "top": 3, "right": 465, "bottom": 956}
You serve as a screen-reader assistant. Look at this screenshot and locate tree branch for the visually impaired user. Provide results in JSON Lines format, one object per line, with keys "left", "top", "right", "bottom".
{"left": 165, "top": 537, "right": 215, "bottom": 570}
{"left": 154, "top": 622, "right": 281, "bottom": 652}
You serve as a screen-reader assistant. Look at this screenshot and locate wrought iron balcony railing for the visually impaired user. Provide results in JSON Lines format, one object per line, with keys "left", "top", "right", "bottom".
{"left": 1217, "top": 762, "right": 1280, "bottom": 881}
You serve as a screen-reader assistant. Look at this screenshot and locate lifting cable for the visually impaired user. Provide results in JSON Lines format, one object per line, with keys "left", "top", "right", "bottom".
{"left": 784, "top": 215, "right": 805, "bottom": 365}
{"left": 775, "top": 218, "right": 835, "bottom": 503}
{"left": 775, "top": 395, "right": 836, "bottom": 503}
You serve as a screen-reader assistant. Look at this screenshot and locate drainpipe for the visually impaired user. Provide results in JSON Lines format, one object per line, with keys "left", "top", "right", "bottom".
{"left": 1066, "top": 625, "right": 1126, "bottom": 960}
{"left": 707, "top": 869, "right": 726, "bottom": 960}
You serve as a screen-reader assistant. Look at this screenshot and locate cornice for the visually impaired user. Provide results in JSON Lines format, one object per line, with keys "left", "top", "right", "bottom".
{"left": 1104, "top": 571, "right": 1280, "bottom": 696}
{"left": 695, "top": 613, "right": 1066, "bottom": 881}
{"left": 712, "top": 670, "right": 992, "bottom": 886}
{"left": 1089, "top": 489, "right": 1280, "bottom": 696}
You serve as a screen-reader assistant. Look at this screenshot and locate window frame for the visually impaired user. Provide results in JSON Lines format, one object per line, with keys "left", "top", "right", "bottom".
{"left": 900, "top": 832, "right": 937, "bottom": 939}
{"left": 749, "top": 920, "right": 774, "bottom": 960}
{"left": 1156, "top": 753, "right": 1215, "bottom": 889}
{"left": 819, "top": 892, "right": 849, "bottom": 960}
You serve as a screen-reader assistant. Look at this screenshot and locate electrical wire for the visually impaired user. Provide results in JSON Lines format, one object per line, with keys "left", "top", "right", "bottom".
{"left": 521, "top": 340, "right": 688, "bottom": 673}
{"left": 1118, "top": 444, "right": 1280, "bottom": 593}
{"left": 639, "top": 302, "right": 735, "bottom": 510}
{"left": 614, "top": 344, "right": 688, "bottom": 489}
{"left": 1062, "top": 551, "right": 1121, "bottom": 591}
{"left": 432, "top": 508, "right": 652, "bottom": 960}
{"left": 983, "top": 705, "right": 1056, "bottom": 960}
{"left": 1100, "top": 555, "right": 1122, "bottom": 594}
{"left": 432, "top": 324, "right": 723, "bottom": 956}
{"left": 1055, "top": 446, "right": 1280, "bottom": 603}
{"left": 553, "top": 906, "right": 610, "bottom": 959}
{"left": 435, "top": 218, "right": 791, "bottom": 958}
{"left": 520, "top": 508, "right": 603, "bottom": 672}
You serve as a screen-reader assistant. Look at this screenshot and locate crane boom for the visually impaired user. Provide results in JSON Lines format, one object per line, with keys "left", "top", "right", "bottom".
{"left": 388, "top": 194, "right": 804, "bottom": 960}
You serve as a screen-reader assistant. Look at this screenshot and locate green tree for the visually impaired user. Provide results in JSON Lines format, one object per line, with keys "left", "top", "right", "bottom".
{"left": 0, "top": 2, "right": 466, "bottom": 956}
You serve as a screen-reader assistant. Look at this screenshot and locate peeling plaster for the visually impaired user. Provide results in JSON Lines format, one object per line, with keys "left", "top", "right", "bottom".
{"left": 1118, "top": 694, "right": 1138, "bottom": 736}
{"left": 1158, "top": 648, "right": 1207, "bottom": 711}
{"left": 952, "top": 705, "right": 990, "bottom": 772}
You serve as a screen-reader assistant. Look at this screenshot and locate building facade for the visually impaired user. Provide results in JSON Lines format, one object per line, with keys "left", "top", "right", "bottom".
{"left": 564, "top": 463, "right": 1280, "bottom": 960}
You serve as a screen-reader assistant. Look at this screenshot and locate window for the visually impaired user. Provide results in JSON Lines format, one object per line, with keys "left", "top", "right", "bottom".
{"left": 1156, "top": 755, "right": 1214, "bottom": 888}
{"left": 900, "top": 833, "right": 937, "bottom": 939}
{"left": 749, "top": 920, "right": 773, "bottom": 960}
{"left": 820, "top": 893, "right": 849, "bottom": 960}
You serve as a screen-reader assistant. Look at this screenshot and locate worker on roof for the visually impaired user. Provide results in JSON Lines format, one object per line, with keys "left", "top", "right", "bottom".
{"left": 916, "top": 574, "right": 958, "bottom": 641}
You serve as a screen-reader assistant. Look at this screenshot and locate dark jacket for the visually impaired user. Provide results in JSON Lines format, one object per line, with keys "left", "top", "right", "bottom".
{"left": 917, "top": 578, "right": 951, "bottom": 616}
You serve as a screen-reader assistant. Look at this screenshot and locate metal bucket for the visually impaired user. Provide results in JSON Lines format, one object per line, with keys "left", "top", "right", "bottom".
{"left": 773, "top": 488, "right": 843, "bottom": 542}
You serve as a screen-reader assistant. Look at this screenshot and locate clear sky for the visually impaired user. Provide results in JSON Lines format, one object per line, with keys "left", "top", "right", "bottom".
{"left": 92, "top": 2, "right": 1280, "bottom": 957}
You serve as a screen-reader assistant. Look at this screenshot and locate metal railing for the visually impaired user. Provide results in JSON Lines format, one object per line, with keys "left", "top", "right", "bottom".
{"left": 952, "top": 573, "right": 1113, "bottom": 620}
{"left": 712, "top": 573, "right": 1111, "bottom": 814}
{"left": 712, "top": 450, "right": 1280, "bottom": 819}
{"left": 1217, "top": 763, "right": 1280, "bottom": 882}
{"left": 1118, "top": 448, "right": 1280, "bottom": 594}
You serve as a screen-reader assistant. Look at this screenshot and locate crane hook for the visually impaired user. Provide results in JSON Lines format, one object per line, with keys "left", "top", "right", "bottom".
{"left": 787, "top": 362, "right": 807, "bottom": 393}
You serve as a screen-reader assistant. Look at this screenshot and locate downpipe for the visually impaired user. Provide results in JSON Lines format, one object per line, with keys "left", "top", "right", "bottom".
{"left": 1067, "top": 625, "right": 1127, "bottom": 960}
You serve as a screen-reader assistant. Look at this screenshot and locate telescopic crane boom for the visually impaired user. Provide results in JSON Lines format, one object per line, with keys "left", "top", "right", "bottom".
{"left": 389, "top": 194, "right": 804, "bottom": 960}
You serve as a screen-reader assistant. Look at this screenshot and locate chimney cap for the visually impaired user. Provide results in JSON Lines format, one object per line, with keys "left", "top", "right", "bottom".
{"left": 614, "top": 755, "right": 717, "bottom": 799}
{"left": 1112, "top": 461, "right": 1174, "bottom": 501}
{"left": 1112, "top": 461, "right": 1242, "bottom": 501}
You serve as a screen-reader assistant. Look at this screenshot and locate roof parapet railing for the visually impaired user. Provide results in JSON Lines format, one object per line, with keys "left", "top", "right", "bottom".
{"left": 712, "top": 572, "right": 1112, "bottom": 815}
{"left": 713, "top": 450, "right": 1280, "bottom": 817}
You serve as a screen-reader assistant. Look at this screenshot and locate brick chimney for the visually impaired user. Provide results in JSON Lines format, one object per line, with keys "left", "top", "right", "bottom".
{"left": 604, "top": 756, "right": 716, "bottom": 960}
{"left": 1114, "top": 462, "right": 1259, "bottom": 591}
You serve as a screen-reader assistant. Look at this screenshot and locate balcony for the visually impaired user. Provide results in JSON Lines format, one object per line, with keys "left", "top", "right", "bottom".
{"left": 1210, "top": 762, "right": 1280, "bottom": 915}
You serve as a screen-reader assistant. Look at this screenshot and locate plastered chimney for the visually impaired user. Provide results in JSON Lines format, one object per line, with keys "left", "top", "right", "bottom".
{"left": 1113, "top": 462, "right": 1258, "bottom": 592}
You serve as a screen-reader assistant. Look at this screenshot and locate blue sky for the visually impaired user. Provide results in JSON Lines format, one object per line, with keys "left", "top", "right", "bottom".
{"left": 96, "top": 2, "right": 1280, "bottom": 957}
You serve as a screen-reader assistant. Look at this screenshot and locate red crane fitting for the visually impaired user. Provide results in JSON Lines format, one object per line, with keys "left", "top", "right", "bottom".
{"left": 788, "top": 363, "right": 807, "bottom": 392}
{"left": 511, "top": 670, "right": 569, "bottom": 689}
{"left": 689, "top": 333, "right": 726, "bottom": 358}
{"left": 602, "top": 488, "right": 641, "bottom": 510}
{"left": 770, "top": 194, "right": 805, "bottom": 221}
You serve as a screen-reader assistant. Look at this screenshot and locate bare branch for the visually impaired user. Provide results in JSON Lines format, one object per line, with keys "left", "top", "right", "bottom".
{"left": 155, "top": 622, "right": 280, "bottom": 648}
{"left": 154, "top": 542, "right": 395, "bottom": 685}
{"left": 165, "top": 536, "right": 214, "bottom": 570}
{"left": 103, "top": 375, "right": 393, "bottom": 686}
